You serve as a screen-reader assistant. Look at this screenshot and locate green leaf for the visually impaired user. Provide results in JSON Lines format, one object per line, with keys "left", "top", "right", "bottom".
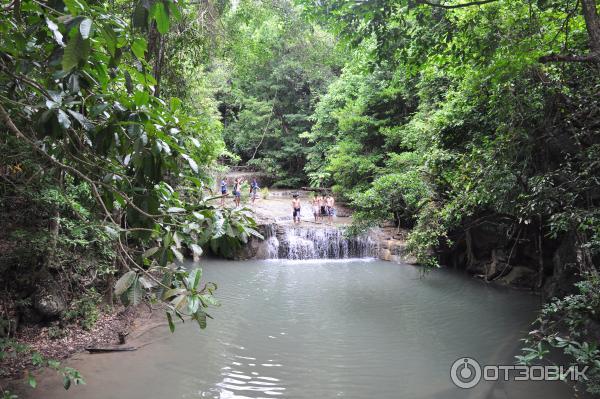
{"left": 57, "top": 110, "right": 71, "bottom": 129}
{"left": 190, "top": 243, "right": 203, "bottom": 257}
{"left": 63, "top": 0, "right": 88, "bottom": 15}
{"left": 127, "top": 277, "right": 144, "bottom": 305}
{"left": 199, "top": 294, "right": 219, "bottom": 307}
{"left": 162, "top": 288, "right": 185, "bottom": 300}
{"left": 138, "top": 276, "right": 155, "bottom": 289}
{"left": 187, "top": 268, "right": 202, "bottom": 290}
{"left": 134, "top": 90, "right": 150, "bottom": 106}
{"left": 114, "top": 270, "right": 136, "bottom": 296}
{"left": 150, "top": 1, "right": 170, "bottom": 34}
{"left": 166, "top": 311, "right": 175, "bottom": 333}
{"left": 79, "top": 18, "right": 93, "bottom": 39}
{"left": 181, "top": 154, "right": 198, "bottom": 173}
{"left": 67, "top": 110, "right": 93, "bottom": 130}
{"left": 62, "top": 32, "right": 90, "bottom": 71}
{"left": 28, "top": 373, "right": 37, "bottom": 388}
{"left": 142, "top": 246, "right": 159, "bottom": 258}
{"left": 194, "top": 311, "right": 207, "bottom": 329}
{"left": 131, "top": 37, "right": 147, "bottom": 60}
{"left": 100, "top": 24, "right": 117, "bottom": 56}
{"left": 132, "top": 0, "right": 149, "bottom": 29}
{"left": 187, "top": 295, "right": 200, "bottom": 313}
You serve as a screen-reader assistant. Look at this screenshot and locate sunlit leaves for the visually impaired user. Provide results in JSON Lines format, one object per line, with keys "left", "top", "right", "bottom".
{"left": 150, "top": 2, "right": 170, "bottom": 34}
{"left": 131, "top": 37, "right": 147, "bottom": 60}
{"left": 45, "top": 18, "right": 64, "bottom": 46}
{"left": 79, "top": 18, "right": 93, "bottom": 39}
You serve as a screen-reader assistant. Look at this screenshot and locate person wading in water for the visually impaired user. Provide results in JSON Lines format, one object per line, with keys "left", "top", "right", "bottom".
{"left": 292, "top": 194, "right": 301, "bottom": 224}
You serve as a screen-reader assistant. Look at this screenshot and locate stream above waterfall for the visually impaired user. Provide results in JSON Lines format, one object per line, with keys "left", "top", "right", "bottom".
{"left": 24, "top": 258, "right": 577, "bottom": 399}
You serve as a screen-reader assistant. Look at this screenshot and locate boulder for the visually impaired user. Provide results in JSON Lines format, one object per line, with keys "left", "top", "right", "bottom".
{"left": 33, "top": 279, "right": 66, "bottom": 319}
{"left": 498, "top": 266, "right": 537, "bottom": 289}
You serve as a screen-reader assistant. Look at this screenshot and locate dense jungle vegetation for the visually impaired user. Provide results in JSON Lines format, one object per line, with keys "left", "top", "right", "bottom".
{"left": 1, "top": 0, "right": 600, "bottom": 395}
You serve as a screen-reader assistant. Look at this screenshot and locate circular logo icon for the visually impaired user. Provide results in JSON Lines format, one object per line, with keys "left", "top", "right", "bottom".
{"left": 451, "top": 357, "right": 482, "bottom": 389}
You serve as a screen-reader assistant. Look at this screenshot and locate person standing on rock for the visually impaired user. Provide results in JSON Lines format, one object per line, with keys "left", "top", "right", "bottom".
{"left": 250, "top": 178, "right": 260, "bottom": 204}
{"left": 319, "top": 191, "right": 327, "bottom": 223}
{"left": 233, "top": 178, "right": 244, "bottom": 207}
{"left": 292, "top": 194, "right": 302, "bottom": 224}
{"left": 220, "top": 177, "right": 228, "bottom": 207}
{"left": 311, "top": 195, "right": 320, "bottom": 223}
{"left": 326, "top": 193, "right": 335, "bottom": 225}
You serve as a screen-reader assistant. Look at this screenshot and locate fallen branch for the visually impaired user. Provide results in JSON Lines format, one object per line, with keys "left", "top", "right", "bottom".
{"left": 85, "top": 346, "right": 137, "bottom": 353}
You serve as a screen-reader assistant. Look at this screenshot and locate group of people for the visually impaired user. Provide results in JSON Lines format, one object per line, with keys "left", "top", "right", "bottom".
{"left": 292, "top": 192, "right": 335, "bottom": 225}
{"left": 220, "top": 177, "right": 260, "bottom": 207}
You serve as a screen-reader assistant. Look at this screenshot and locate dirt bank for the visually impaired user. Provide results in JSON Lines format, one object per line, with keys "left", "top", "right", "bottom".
{"left": 1, "top": 304, "right": 165, "bottom": 394}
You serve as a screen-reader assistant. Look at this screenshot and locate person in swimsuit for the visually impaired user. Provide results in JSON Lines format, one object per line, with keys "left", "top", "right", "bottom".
{"left": 312, "top": 195, "right": 320, "bottom": 223}
{"left": 325, "top": 193, "right": 335, "bottom": 225}
{"left": 292, "top": 194, "right": 301, "bottom": 224}
{"left": 220, "top": 177, "right": 228, "bottom": 207}
{"left": 319, "top": 191, "right": 327, "bottom": 223}
{"left": 233, "top": 178, "right": 244, "bottom": 207}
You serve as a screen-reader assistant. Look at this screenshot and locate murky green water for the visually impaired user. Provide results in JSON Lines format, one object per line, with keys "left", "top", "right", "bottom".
{"left": 30, "top": 259, "right": 576, "bottom": 398}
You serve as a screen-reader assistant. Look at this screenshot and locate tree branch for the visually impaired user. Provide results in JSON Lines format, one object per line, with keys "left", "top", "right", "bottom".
{"left": 417, "top": 0, "right": 498, "bottom": 9}
{"left": 538, "top": 52, "right": 600, "bottom": 63}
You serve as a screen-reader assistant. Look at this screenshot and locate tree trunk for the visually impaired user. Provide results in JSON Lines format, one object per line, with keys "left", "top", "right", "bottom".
{"left": 46, "top": 170, "right": 63, "bottom": 269}
{"left": 582, "top": 0, "right": 600, "bottom": 54}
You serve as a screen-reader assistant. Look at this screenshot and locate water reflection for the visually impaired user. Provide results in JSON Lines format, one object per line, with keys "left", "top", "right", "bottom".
{"left": 214, "top": 360, "right": 286, "bottom": 398}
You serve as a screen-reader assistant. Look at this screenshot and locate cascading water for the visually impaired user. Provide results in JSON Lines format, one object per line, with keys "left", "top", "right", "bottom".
{"left": 263, "top": 224, "right": 281, "bottom": 259}
{"left": 267, "top": 225, "right": 378, "bottom": 260}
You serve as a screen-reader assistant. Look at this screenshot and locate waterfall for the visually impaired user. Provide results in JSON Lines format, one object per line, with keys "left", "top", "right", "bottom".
{"left": 266, "top": 225, "right": 377, "bottom": 260}
{"left": 264, "top": 224, "right": 281, "bottom": 259}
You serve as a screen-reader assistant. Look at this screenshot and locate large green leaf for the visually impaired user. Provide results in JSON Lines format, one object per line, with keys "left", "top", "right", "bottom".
{"left": 127, "top": 277, "right": 144, "bottom": 305}
{"left": 114, "top": 271, "right": 136, "bottom": 296}
{"left": 150, "top": 1, "right": 169, "bottom": 34}
{"left": 131, "top": 37, "right": 147, "bottom": 60}
{"left": 62, "top": 32, "right": 90, "bottom": 71}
